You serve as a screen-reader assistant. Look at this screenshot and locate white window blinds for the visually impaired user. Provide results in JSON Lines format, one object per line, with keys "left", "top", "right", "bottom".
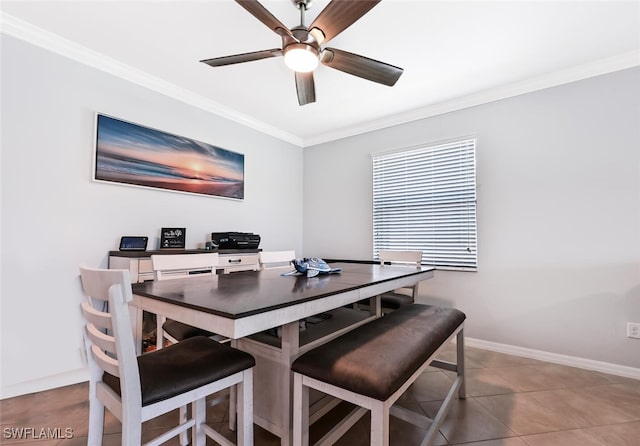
{"left": 372, "top": 139, "right": 478, "bottom": 270}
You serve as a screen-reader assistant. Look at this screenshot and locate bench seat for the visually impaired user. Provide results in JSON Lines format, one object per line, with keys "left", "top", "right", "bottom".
{"left": 292, "top": 304, "right": 466, "bottom": 446}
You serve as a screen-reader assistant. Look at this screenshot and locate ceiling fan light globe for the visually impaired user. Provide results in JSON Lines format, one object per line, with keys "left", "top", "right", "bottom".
{"left": 284, "top": 44, "right": 319, "bottom": 73}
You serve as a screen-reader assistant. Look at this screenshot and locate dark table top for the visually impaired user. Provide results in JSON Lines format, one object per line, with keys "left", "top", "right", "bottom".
{"left": 132, "top": 262, "right": 434, "bottom": 319}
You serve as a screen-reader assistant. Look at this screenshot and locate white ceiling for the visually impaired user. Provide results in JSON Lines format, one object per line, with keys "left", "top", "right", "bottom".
{"left": 2, "top": 1, "right": 639, "bottom": 147}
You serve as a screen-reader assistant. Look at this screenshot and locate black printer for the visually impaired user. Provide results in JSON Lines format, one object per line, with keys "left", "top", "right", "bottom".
{"left": 210, "top": 232, "right": 261, "bottom": 250}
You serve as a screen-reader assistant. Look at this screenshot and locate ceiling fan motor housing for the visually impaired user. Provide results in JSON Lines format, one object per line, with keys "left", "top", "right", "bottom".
{"left": 202, "top": 0, "right": 402, "bottom": 105}
{"left": 282, "top": 26, "right": 320, "bottom": 72}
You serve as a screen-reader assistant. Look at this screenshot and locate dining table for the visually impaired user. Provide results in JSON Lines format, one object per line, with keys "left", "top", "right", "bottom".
{"left": 130, "top": 260, "right": 435, "bottom": 446}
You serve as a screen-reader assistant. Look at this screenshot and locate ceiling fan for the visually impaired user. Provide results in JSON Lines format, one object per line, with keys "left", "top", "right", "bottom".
{"left": 200, "top": 0, "right": 403, "bottom": 106}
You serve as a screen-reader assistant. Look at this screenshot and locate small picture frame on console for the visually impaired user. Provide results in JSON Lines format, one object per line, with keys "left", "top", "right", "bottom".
{"left": 160, "top": 227, "right": 186, "bottom": 249}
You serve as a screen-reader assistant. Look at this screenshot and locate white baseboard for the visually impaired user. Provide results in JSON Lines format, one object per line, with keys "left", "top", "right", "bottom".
{"left": 2, "top": 339, "right": 638, "bottom": 400}
{"left": 466, "top": 337, "right": 640, "bottom": 380}
{"left": 0, "top": 368, "right": 89, "bottom": 400}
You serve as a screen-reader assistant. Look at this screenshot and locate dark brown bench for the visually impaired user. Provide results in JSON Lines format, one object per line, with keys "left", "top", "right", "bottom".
{"left": 291, "top": 304, "right": 466, "bottom": 446}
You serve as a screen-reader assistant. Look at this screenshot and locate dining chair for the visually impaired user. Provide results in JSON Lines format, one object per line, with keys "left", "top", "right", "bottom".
{"left": 259, "top": 250, "right": 296, "bottom": 270}
{"left": 151, "top": 253, "right": 233, "bottom": 441}
{"left": 79, "top": 266, "right": 255, "bottom": 446}
{"left": 151, "top": 252, "right": 218, "bottom": 281}
{"left": 379, "top": 250, "right": 423, "bottom": 311}
{"left": 150, "top": 253, "right": 221, "bottom": 346}
{"left": 258, "top": 250, "right": 299, "bottom": 337}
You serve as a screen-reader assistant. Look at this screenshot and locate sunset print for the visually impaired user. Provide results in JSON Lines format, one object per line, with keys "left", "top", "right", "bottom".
{"left": 94, "top": 114, "right": 244, "bottom": 199}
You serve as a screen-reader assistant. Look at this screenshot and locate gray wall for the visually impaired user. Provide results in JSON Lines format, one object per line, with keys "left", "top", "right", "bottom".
{"left": 1, "top": 35, "right": 303, "bottom": 397}
{"left": 303, "top": 67, "right": 640, "bottom": 370}
{"left": 2, "top": 33, "right": 639, "bottom": 398}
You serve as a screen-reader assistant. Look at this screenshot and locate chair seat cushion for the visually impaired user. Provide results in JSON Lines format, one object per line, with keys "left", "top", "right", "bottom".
{"left": 103, "top": 336, "right": 255, "bottom": 406}
{"left": 291, "top": 304, "right": 465, "bottom": 401}
{"left": 381, "top": 291, "right": 414, "bottom": 309}
{"left": 163, "top": 319, "right": 215, "bottom": 340}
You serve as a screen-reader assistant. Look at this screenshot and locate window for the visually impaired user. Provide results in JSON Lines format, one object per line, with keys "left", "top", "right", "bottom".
{"left": 372, "top": 139, "right": 477, "bottom": 270}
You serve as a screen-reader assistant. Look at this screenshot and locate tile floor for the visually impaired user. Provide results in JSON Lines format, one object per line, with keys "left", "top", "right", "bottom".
{"left": 1, "top": 345, "right": 639, "bottom": 445}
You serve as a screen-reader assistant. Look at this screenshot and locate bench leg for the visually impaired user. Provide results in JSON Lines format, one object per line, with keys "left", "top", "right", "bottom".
{"left": 293, "top": 373, "right": 310, "bottom": 446}
{"left": 456, "top": 328, "right": 466, "bottom": 399}
{"left": 178, "top": 406, "right": 189, "bottom": 446}
{"left": 192, "top": 398, "right": 206, "bottom": 446}
{"left": 370, "top": 401, "right": 389, "bottom": 446}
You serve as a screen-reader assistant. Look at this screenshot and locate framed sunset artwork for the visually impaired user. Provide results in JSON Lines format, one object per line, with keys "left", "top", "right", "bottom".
{"left": 93, "top": 114, "right": 244, "bottom": 199}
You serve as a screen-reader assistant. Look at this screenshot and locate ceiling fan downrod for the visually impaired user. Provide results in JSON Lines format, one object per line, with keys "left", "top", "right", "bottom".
{"left": 294, "top": 0, "right": 309, "bottom": 27}
{"left": 284, "top": 0, "right": 320, "bottom": 72}
{"left": 201, "top": 0, "right": 403, "bottom": 106}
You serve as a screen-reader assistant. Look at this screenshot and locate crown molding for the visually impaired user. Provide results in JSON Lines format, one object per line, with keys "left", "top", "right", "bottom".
{"left": 0, "top": 12, "right": 304, "bottom": 147}
{"left": 3, "top": 11, "right": 638, "bottom": 149}
{"left": 302, "top": 50, "right": 640, "bottom": 147}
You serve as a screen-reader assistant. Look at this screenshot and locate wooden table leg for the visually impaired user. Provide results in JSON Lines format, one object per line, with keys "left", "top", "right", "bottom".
{"left": 278, "top": 321, "right": 301, "bottom": 446}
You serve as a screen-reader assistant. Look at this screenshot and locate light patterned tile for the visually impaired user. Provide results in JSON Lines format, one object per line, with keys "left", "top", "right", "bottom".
{"left": 461, "top": 367, "right": 519, "bottom": 397}
{"left": 309, "top": 401, "right": 362, "bottom": 445}
{"left": 388, "top": 403, "right": 449, "bottom": 446}
{"left": 460, "top": 438, "right": 529, "bottom": 446}
{"left": 582, "top": 384, "right": 640, "bottom": 421}
{"left": 330, "top": 415, "right": 371, "bottom": 446}
{"left": 489, "top": 365, "right": 571, "bottom": 392}
{"left": 525, "top": 387, "right": 638, "bottom": 427}
{"left": 310, "top": 401, "right": 449, "bottom": 446}
{"left": 1, "top": 347, "right": 637, "bottom": 446}
{"left": 53, "top": 435, "right": 94, "bottom": 446}
{"left": 584, "top": 421, "right": 640, "bottom": 446}
{"left": 0, "top": 425, "right": 67, "bottom": 445}
{"left": 216, "top": 419, "right": 282, "bottom": 446}
{"left": 141, "top": 427, "right": 183, "bottom": 445}
{"left": 398, "top": 371, "right": 457, "bottom": 403}
{"left": 474, "top": 392, "right": 579, "bottom": 436}
{"left": 436, "top": 344, "right": 485, "bottom": 369}
{"left": 520, "top": 428, "right": 607, "bottom": 446}
{"left": 420, "top": 397, "right": 516, "bottom": 444}
{"left": 526, "top": 363, "right": 618, "bottom": 389}
{"left": 1, "top": 382, "right": 88, "bottom": 428}
{"left": 0, "top": 385, "right": 90, "bottom": 444}
{"left": 591, "top": 372, "right": 640, "bottom": 387}
{"left": 464, "top": 348, "right": 545, "bottom": 368}
{"left": 0, "top": 394, "right": 38, "bottom": 425}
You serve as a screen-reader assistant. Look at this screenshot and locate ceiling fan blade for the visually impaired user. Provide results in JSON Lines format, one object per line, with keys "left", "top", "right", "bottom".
{"left": 295, "top": 71, "right": 316, "bottom": 106}
{"left": 200, "top": 49, "right": 282, "bottom": 67}
{"left": 321, "top": 48, "right": 403, "bottom": 86}
{"left": 235, "top": 0, "right": 296, "bottom": 40}
{"left": 308, "top": 0, "right": 380, "bottom": 44}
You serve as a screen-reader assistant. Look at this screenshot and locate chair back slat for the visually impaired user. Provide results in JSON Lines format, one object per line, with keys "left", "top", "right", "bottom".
{"left": 81, "top": 301, "right": 112, "bottom": 331}
{"left": 80, "top": 267, "right": 132, "bottom": 303}
{"left": 151, "top": 253, "right": 219, "bottom": 280}
{"left": 379, "top": 250, "right": 422, "bottom": 266}
{"left": 378, "top": 250, "right": 423, "bottom": 301}
{"left": 85, "top": 322, "right": 117, "bottom": 358}
{"left": 79, "top": 267, "right": 141, "bottom": 406}
{"left": 259, "top": 250, "right": 295, "bottom": 270}
{"left": 91, "top": 344, "right": 120, "bottom": 377}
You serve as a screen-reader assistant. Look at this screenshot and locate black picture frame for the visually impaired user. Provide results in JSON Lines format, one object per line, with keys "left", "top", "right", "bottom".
{"left": 160, "top": 228, "right": 186, "bottom": 249}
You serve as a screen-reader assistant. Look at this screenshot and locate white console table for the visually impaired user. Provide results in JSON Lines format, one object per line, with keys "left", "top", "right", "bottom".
{"left": 108, "top": 249, "right": 261, "bottom": 282}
